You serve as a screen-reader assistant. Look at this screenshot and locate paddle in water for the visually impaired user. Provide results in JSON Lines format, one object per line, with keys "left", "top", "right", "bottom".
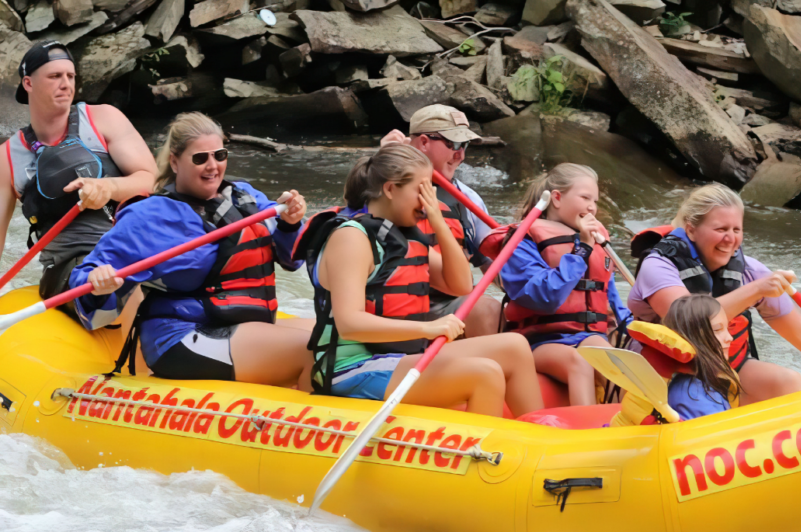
{"left": 309, "top": 191, "right": 551, "bottom": 516}
{"left": 0, "top": 203, "right": 82, "bottom": 291}
{"left": 0, "top": 192, "right": 292, "bottom": 331}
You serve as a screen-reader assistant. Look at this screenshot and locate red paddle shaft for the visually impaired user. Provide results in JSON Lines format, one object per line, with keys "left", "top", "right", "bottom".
{"left": 0, "top": 204, "right": 82, "bottom": 291}
{"left": 414, "top": 191, "right": 548, "bottom": 372}
{"left": 787, "top": 284, "right": 801, "bottom": 307}
{"left": 432, "top": 170, "right": 500, "bottom": 229}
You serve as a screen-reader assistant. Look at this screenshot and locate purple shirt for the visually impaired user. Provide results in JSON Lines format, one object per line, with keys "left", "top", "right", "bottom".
{"left": 628, "top": 253, "right": 793, "bottom": 322}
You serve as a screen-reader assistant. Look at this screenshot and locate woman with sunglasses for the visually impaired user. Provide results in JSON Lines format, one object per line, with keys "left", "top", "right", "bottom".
{"left": 68, "top": 112, "right": 314, "bottom": 389}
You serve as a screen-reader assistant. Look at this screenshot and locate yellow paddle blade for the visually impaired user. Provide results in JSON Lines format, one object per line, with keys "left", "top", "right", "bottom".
{"left": 577, "top": 346, "right": 681, "bottom": 423}
{"left": 277, "top": 311, "right": 296, "bottom": 320}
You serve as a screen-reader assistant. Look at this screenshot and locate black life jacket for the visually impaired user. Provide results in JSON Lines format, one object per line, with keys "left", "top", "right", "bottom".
{"left": 416, "top": 183, "right": 473, "bottom": 300}
{"left": 20, "top": 105, "right": 121, "bottom": 246}
{"left": 110, "top": 182, "right": 278, "bottom": 376}
{"left": 645, "top": 227, "right": 757, "bottom": 370}
{"left": 294, "top": 209, "right": 430, "bottom": 394}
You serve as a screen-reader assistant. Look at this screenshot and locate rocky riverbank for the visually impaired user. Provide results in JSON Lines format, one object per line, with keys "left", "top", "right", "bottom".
{"left": 2, "top": 0, "right": 801, "bottom": 206}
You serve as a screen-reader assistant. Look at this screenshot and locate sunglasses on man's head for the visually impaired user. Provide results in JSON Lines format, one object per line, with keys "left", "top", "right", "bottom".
{"left": 191, "top": 149, "right": 229, "bottom": 165}
{"left": 426, "top": 134, "right": 470, "bottom": 151}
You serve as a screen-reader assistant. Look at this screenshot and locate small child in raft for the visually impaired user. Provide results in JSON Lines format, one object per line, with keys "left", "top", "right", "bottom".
{"left": 487, "top": 163, "right": 631, "bottom": 406}
{"left": 663, "top": 294, "right": 742, "bottom": 421}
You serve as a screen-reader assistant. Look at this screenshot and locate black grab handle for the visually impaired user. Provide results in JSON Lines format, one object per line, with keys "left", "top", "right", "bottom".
{"left": 0, "top": 392, "right": 11, "bottom": 411}
{"left": 544, "top": 477, "right": 603, "bottom": 512}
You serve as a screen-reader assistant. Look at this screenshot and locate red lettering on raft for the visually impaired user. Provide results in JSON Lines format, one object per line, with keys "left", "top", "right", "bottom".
{"left": 294, "top": 417, "right": 320, "bottom": 449}
{"left": 314, "top": 419, "right": 341, "bottom": 452}
{"left": 155, "top": 388, "right": 180, "bottom": 428}
{"left": 674, "top": 454, "right": 708, "bottom": 496}
{"left": 772, "top": 430, "right": 800, "bottom": 470}
{"left": 273, "top": 407, "right": 312, "bottom": 447}
{"left": 735, "top": 439, "right": 761, "bottom": 478}
{"left": 218, "top": 398, "right": 253, "bottom": 439}
{"left": 704, "top": 448, "right": 735, "bottom": 486}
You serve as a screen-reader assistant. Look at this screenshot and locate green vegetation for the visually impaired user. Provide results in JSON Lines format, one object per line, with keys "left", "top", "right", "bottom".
{"left": 659, "top": 12, "right": 693, "bottom": 36}
{"left": 140, "top": 47, "right": 170, "bottom": 79}
{"left": 458, "top": 38, "right": 478, "bottom": 56}
{"left": 509, "top": 55, "right": 576, "bottom": 112}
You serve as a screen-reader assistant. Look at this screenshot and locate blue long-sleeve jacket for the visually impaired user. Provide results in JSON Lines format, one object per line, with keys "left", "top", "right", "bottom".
{"left": 69, "top": 182, "right": 304, "bottom": 366}
{"left": 499, "top": 238, "right": 631, "bottom": 347}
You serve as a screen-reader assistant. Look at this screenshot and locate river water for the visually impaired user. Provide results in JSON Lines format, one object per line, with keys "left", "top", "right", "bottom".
{"left": 1, "top": 120, "right": 800, "bottom": 531}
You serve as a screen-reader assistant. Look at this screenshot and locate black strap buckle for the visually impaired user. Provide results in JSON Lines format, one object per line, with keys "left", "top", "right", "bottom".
{"left": 575, "top": 279, "right": 604, "bottom": 291}
{"left": 0, "top": 392, "right": 11, "bottom": 411}
{"left": 543, "top": 477, "right": 603, "bottom": 512}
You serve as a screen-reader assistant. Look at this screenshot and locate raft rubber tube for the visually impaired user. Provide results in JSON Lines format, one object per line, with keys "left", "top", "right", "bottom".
{"left": 2, "top": 287, "right": 801, "bottom": 531}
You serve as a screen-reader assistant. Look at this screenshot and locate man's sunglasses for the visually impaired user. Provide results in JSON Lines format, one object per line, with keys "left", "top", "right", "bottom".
{"left": 426, "top": 134, "right": 470, "bottom": 151}
{"left": 192, "top": 149, "right": 229, "bottom": 165}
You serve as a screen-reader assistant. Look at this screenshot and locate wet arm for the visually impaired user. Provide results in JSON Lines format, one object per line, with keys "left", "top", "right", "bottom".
{"left": 323, "top": 227, "right": 429, "bottom": 343}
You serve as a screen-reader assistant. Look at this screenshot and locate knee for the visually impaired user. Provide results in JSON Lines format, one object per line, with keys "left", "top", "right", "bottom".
{"left": 777, "top": 368, "right": 801, "bottom": 394}
{"left": 471, "top": 358, "right": 506, "bottom": 393}
{"left": 500, "top": 333, "right": 534, "bottom": 361}
{"left": 566, "top": 350, "right": 594, "bottom": 378}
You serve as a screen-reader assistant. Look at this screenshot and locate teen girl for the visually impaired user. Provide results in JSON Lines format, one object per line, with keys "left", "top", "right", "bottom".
{"left": 294, "top": 144, "right": 544, "bottom": 417}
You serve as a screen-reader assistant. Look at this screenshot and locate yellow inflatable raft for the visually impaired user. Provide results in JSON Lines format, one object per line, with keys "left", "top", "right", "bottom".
{"left": 2, "top": 286, "right": 801, "bottom": 531}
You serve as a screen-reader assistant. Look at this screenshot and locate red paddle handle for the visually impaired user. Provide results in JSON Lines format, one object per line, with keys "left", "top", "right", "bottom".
{"left": 44, "top": 204, "right": 284, "bottom": 310}
{"left": 432, "top": 170, "right": 500, "bottom": 229}
{"left": 788, "top": 285, "right": 801, "bottom": 307}
{"left": 413, "top": 192, "right": 550, "bottom": 374}
{"left": 0, "top": 204, "right": 82, "bottom": 291}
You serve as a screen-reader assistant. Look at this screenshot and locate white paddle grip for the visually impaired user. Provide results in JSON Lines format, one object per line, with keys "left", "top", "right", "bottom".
{"left": 534, "top": 191, "right": 551, "bottom": 212}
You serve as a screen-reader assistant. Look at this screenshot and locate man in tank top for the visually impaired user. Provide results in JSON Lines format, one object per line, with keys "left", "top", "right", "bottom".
{"left": 0, "top": 40, "right": 157, "bottom": 305}
{"left": 380, "top": 105, "right": 499, "bottom": 337}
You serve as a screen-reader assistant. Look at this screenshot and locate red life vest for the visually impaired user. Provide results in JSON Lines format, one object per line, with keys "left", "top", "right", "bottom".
{"left": 631, "top": 226, "right": 757, "bottom": 372}
{"left": 293, "top": 209, "right": 430, "bottom": 394}
{"left": 481, "top": 219, "right": 613, "bottom": 339}
{"left": 151, "top": 182, "right": 278, "bottom": 325}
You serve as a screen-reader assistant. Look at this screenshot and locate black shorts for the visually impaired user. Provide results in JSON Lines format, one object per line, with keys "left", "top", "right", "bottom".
{"left": 150, "top": 325, "right": 238, "bottom": 381}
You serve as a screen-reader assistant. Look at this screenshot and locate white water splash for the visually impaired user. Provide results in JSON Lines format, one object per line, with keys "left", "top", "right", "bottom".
{"left": 0, "top": 433, "right": 365, "bottom": 532}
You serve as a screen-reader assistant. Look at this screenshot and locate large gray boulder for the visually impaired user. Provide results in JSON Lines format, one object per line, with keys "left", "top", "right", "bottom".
{"left": 1, "top": 0, "right": 24, "bottom": 32}
{"left": 74, "top": 21, "right": 150, "bottom": 102}
{"left": 25, "top": 0, "right": 55, "bottom": 33}
{"left": 190, "top": 0, "right": 247, "bottom": 27}
{"left": 421, "top": 20, "right": 485, "bottom": 53}
{"left": 432, "top": 59, "right": 515, "bottom": 121}
{"left": 740, "top": 159, "right": 801, "bottom": 207}
{"left": 659, "top": 37, "right": 759, "bottom": 74}
{"left": 292, "top": 6, "right": 442, "bottom": 56}
{"left": 567, "top": 0, "right": 757, "bottom": 187}
{"left": 223, "top": 78, "right": 284, "bottom": 98}
{"left": 440, "top": 0, "right": 476, "bottom": 18}
{"left": 99, "top": 0, "right": 159, "bottom": 34}
{"left": 54, "top": 0, "right": 93, "bottom": 26}
{"left": 377, "top": 75, "right": 452, "bottom": 121}
{"left": 163, "top": 34, "right": 204, "bottom": 69}
{"left": 36, "top": 11, "right": 107, "bottom": 44}
{"left": 145, "top": 0, "right": 184, "bottom": 42}
{"left": 197, "top": 13, "right": 267, "bottom": 40}
{"left": 609, "top": 0, "right": 665, "bottom": 25}
{"left": 220, "top": 86, "right": 368, "bottom": 134}
{"left": 0, "top": 23, "right": 29, "bottom": 86}
{"left": 543, "top": 42, "right": 609, "bottom": 95}
{"left": 340, "top": 0, "right": 399, "bottom": 12}
{"left": 523, "top": 0, "right": 567, "bottom": 26}
{"left": 744, "top": 5, "right": 801, "bottom": 103}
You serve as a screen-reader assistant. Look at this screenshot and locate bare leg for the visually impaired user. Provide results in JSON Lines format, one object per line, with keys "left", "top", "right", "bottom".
{"left": 463, "top": 296, "right": 502, "bottom": 338}
{"left": 531, "top": 336, "right": 610, "bottom": 406}
{"left": 275, "top": 318, "right": 315, "bottom": 332}
{"left": 385, "top": 333, "right": 543, "bottom": 417}
{"left": 229, "top": 322, "right": 314, "bottom": 391}
{"left": 738, "top": 358, "right": 801, "bottom": 406}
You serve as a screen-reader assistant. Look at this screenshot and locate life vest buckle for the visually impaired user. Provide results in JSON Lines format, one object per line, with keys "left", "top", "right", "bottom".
{"left": 575, "top": 279, "right": 605, "bottom": 291}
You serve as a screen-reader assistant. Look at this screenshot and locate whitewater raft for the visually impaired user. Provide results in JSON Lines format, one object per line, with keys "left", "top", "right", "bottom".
{"left": 1, "top": 286, "right": 800, "bottom": 531}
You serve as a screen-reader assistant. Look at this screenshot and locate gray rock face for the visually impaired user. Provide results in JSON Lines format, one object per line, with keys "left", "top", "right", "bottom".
{"left": 149, "top": 76, "right": 192, "bottom": 102}
{"left": 659, "top": 37, "right": 759, "bottom": 74}
{"left": 0, "top": 23, "right": 30, "bottom": 85}
{"left": 145, "top": 0, "right": 184, "bottom": 42}
{"left": 74, "top": 21, "right": 150, "bottom": 102}
{"left": 543, "top": 42, "right": 609, "bottom": 95}
{"left": 223, "top": 78, "right": 284, "bottom": 98}
{"left": 93, "top": 0, "right": 129, "bottom": 11}
{"left": 340, "top": 0, "right": 399, "bottom": 12}
{"left": 523, "top": 0, "right": 567, "bottom": 26}
{"left": 189, "top": 0, "right": 246, "bottom": 27}
{"left": 503, "top": 26, "right": 548, "bottom": 57}
{"left": 279, "top": 43, "right": 312, "bottom": 77}
{"left": 25, "top": 0, "right": 55, "bottom": 33}
{"left": 197, "top": 12, "right": 267, "bottom": 40}
{"left": 1, "top": 0, "right": 24, "bottom": 32}
{"left": 292, "top": 6, "right": 442, "bottom": 56}
{"left": 379, "top": 75, "right": 452, "bottom": 121}
{"left": 486, "top": 39, "right": 504, "bottom": 90}
{"left": 381, "top": 55, "right": 421, "bottom": 80}
{"left": 475, "top": 3, "right": 518, "bottom": 25}
{"left": 420, "top": 20, "right": 485, "bottom": 52}
{"left": 221, "top": 86, "right": 368, "bottom": 133}
{"left": 567, "top": 0, "right": 757, "bottom": 187}
{"left": 432, "top": 58, "right": 515, "bottom": 121}
{"left": 740, "top": 159, "right": 801, "bottom": 207}
{"left": 609, "top": 0, "right": 665, "bottom": 25}
{"left": 777, "top": 0, "right": 801, "bottom": 13}
{"left": 714, "top": 84, "right": 786, "bottom": 116}
{"left": 164, "top": 34, "right": 204, "bottom": 68}
{"left": 99, "top": 0, "right": 158, "bottom": 34}
{"left": 439, "top": 0, "right": 476, "bottom": 19}
{"left": 265, "top": 13, "right": 305, "bottom": 43}
{"left": 54, "top": 0, "right": 93, "bottom": 26}
{"left": 463, "top": 55, "right": 487, "bottom": 83}
{"left": 36, "top": 11, "right": 107, "bottom": 44}
{"left": 744, "top": 5, "right": 801, "bottom": 103}
{"left": 334, "top": 64, "right": 368, "bottom": 84}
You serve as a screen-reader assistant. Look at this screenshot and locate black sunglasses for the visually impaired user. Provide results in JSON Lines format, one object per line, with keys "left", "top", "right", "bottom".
{"left": 191, "top": 148, "right": 229, "bottom": 165}
{"left": 426, "top": 134, "right": 470, "bottom": 151}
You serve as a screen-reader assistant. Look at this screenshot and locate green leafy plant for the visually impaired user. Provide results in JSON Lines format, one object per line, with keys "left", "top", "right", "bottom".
{"left": 659, "top": 12, "right": 693, "bottom": 36}
{"left": 536, "top": 55, "right": 574, "bottom": 113}
{"left": 140, "top": 47, "right": 170, "bottom": 80}
{"left": 458, "top": 38, "right": 477, "bottom": 56}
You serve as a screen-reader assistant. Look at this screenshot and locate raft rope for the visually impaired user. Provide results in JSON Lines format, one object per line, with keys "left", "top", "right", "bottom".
{"left": 52, "top": 388, "right": 503, "bottom": 465}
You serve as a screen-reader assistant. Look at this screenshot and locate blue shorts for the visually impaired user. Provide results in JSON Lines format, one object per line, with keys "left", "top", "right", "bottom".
{"left": 529, "top": 331, "right": 606, "bottom": 351}
{"left": 330, "top": 354, "right": 405, "bottom": 400}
